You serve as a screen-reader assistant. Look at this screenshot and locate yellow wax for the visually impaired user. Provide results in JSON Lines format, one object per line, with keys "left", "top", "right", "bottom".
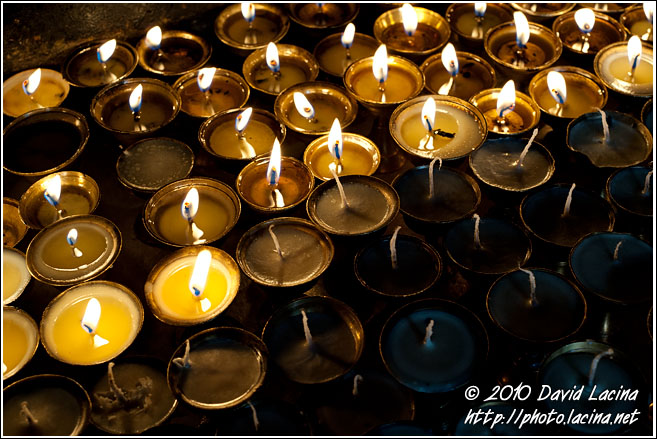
{"left": 152, "top": 256, "right": 230, "bottom": 321}
{"left": 37, "top": 190, "right": 92, "bottom": 228}
{"left": 608, "top": 57, "right": 653, "bottom": 84}
{"left": 535, "top": 77, "right": 605, "bottom": 118}
{"left": 351, "top": 66, "right": 417, "bottom": 103}
{"left": 3, "top": 78, "right": 68, "bottom": 117}
{"left": 178, "top": 79, "right": 246, "bottom": 118}
{"left": 3, "top": 310, "right": 38, "bottom": 378}
{"left": 41, "top": 224, "right": 108, "bottom": 269}
{"left": 307, "top": 142, "right": 376, "bottom": 179}
{"left": 3, "top": 248, "right": 30, "bottom": 303}
{"left": 253, "top": 63, "right": 308, "bottom": 94}
{"left": 209, "top": 119, "right": 276, "bottom": 159}
{"left": 157, "top": 195, "right": 231, "bottom": 245}
{"left": 317, "top": 42, "right": 377, "bottom": 76}
{"left": 630, "top": 21, "right": 652, "bottom": 39}
{"left": 287, "top": 97, "right": 341, "bottom": 132}
{"left": 455, "top": 13, "right": 504, "bottom": 38}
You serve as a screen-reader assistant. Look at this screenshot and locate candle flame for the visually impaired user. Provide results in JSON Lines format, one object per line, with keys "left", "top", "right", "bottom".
{"left": 497, "top": 80, "right": 516, "bottom": 118}
{"left": 235, "top": 107, "right": 253, "bottom": 134}
{"left": 547, "top": 71, "right": 567, "bottom": 104}
{"left": 372, "top": 44, "right": 389, "bottom": 84}
{"left": 474, "top": 2, "right": 487, "bottom": 17}
{"left": 401, "top": 3, "right": 418, "bottom": 36}
{"left": 66, "top": 228, "right": 78, "bottom": 246}
{"left": 181, "top": 188, "right": 200, "bottom": 222}
{"left": 628, "top": 36, "right": 642, "bottom": 71}
{"left": 574, "top": 8, "right": 595, "bottom": 34}
{"left": 441, "top": 43, "right": 459, "bottom": 76}
{"left": 266, "top": 42, "right": 280, "bottom": 73}
{"left": 129, "top": 84, "right": 143, "bottom": 113}
{"left": 22, "top": 68, "right": 41, "bottom": 96}
{"left": 145, "top": 26, "right": 162, "bottom": 50}
{"left": 267, "top": 138, "right": 282, "bottom": 186}
{"left": 189, "top": 249, "right": 212, "bottom": 298}
{"left": 293, "top": 92, "right": 315, "bottom": 120}
{"left": 81, "top": 298, "right": 101, "bottom": 334}
{"left": 197, "top": 67, "right": 216, "bottom": 92}
{"left": 328, "top": 118, "right": 343, "bottom": 161}
{"left": 513, "top": 11, "right": 530, "bottom": 48}
{"left": 241, "top": 2, "right": 256, "bottom": 22}
{"left": 97, "top": 39, "right": 117, "bottom": 64}
{"left": 341, "top": 23, "right": 355, "bottom": 48}
{"left": 44, "top": 174, "right": 62, "bottom": 207}
{"left": 421, "top": 97, "right": 436, "bottom": 132}
{"left": 644, "top": 2, "right": 654, "bottom": 24}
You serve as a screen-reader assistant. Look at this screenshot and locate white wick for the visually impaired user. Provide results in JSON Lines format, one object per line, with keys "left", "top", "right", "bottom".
{"left": 517, "top": 128, "right": 538, "bottom": 168}
{"left": 562, "top": 183, "right": 576, "bottom": 217}
{"left": 301, "top": 309, "right": 313, "bottom": 347}
{"left": 247, "top": 401, "right": 260, "bottom": 431}
{"left": 173, "top": 339, "right": 191, "bottom": 368}
{"left": 519, "top": 268, "right": 537, "bottom": 307}
{"left": 20, "top": 401, "right": 38, "bottom": 425}
{"left": 329, "top": 166, "right": 349, "bottom": 209}
{"left": 423, "top": 320, "right": 435, "bottom": 345}
{"left": 613, "top": 240, "right": 624, "bottom": 261}
{"left": 641, "top": 170, "right": 653, "bottom": 195}
{"left": 352, "top": 374, "right": 363, "bottom": 396}
{"left": 389, "top": 226, "right": 402, "bottom": 270}
{"left": 428, "top": 157, "right": 442, "bottom": 199}
{"left": 107, "top": 361, "right": 127, "bottom": 404}
{"left": 473, "top": 213, "right": 481, "bottom": 249}
{"left": 596, "top": 108, "right": 610, "bottom": 142}
{"left": 268, "top": 224, "right": 283, "bottom": 258}
{"left": 587, "top": 348, "right": 614, "bottom": 388}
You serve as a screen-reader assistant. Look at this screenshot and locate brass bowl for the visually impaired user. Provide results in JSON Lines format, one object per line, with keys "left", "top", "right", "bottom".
{"left": 136, "top": 30, "right": 212, "bottom": 76}
{"left": 287, "top": 3, "right": 359, "bottom": 30}
{"left": 62, "top": 39, "right": 138, "bottom": 88}
{"left": 421, "top": 50, "right": 496, "bottom": 100}
{"left": 553, "top": 10, "right": 627, "bottom": 55}
{"left": 172, "top": 67, "right": 250, "bottom": 118}
{"left": 304, "top": 133, "right": 381, "bottom": 181}
{"left": 3, "top": 198, "right": 28, "bottom": 247}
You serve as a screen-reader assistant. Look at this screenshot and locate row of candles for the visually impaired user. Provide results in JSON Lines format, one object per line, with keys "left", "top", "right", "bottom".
{"left": 3, "top": 2, "right": 654, "bottom": 436}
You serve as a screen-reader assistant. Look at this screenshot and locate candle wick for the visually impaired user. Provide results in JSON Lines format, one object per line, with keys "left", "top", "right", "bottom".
{"left": 587, "top": 348, "right": 614, "bottom": 389}
{"left": 173, "top": 339, "right": 192, "bottom": 369}
{"left": 423, "top": 319, "right": 435, "bottom": 345}
{"left": 431, "top": 127, "right": 456, "bottom": 138}
{"left": 641, "top": 170, "right": 653, "bottom": 196}
{"left": 345, "top": 47, "right": 352, "bottom": 59}
{"left": 428, "top": 157, "right": 442, "bottom": 199}
{"left": 204, "top": 90, "right": 215, "bottom": 115}
{"left": 596, "top": 108, "right": 610, "bottom": 142}
{"left": 247, "top": 401, "right": 260, "bottom": 431}
{"left": 561, "top": 183, "right": 576, "bottom": 218}
{"left": 352, "top": 374, "right": 363, "bottom": 397}
{"left": 268, "top": 224, "right": 283, "bottom": 258}
{"left": 301, "top": 309, "right": 314, "bottom": 348}
{"left": 389, "top": 226, "right": 402, "bottom": 270}
{"left": 513, "top": 47, "right": 526, "bottom": 68}
{"left": 580, "top": 33, "right": 590, "bottom": 53}
{"left": 517, "top": 128, "right": 538, "bottom": 168}
{"left": 20, "top": 401, "right": 38, "bottom": 426}
{"left": 107, "top": 361, "right": 128, "bottom": 404}
{"left": 519, "top": 268, "right": 538, "bottom": 307}
{"left": 613, "top": 240, "right": 624, "bottom": 262}
{"left": 473, "top": 213, "right": 482, "bottom": 249}
{"left": 329, "top": 166, "right": 349, "bottom": 209}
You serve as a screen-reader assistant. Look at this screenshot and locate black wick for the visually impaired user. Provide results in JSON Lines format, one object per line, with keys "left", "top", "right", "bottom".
{"left": 432, "top": 128, "right": 455, "bottom": 138}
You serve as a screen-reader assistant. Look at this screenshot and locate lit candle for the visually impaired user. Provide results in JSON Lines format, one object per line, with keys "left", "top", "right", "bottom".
{"left": 215, "top": 3, "right": 290, "bottom": 55}
{"left": 145, "top": 246, "right": 240, "bottom": 325}
{"left": 594, "top": 39, "right": 653, "bottom": 97}
{"left": 2, "top": 307, "right": 39, "bottom": 379}
{"left": 243, "top": 43, "right": 318, "bottom": 95}
{"left": 573, "top": 8, "right": 595, "bottom": 53}
{"left": 137, "top": 27, "right": 212, "bottom": 76}
{"left": 421, "top": 49, "right": 497, "bottom": 101}
{"left": 621, "top": 2, "right": 653, "bottom": 42}
{"left": 313, "top": 23, "right": 379, "bottom": 77}
{"left": 62, "top": 38, "right": 138, "bottom": 87}
{"left": 446, "top": 2, "right": 513, "bottom": 44}
{"left": 553, "top": 7, "right": 626, "bottom": 55}
{"left": 3, "top": 247, "right": 31, "bottom": 305}
{"left": 97, "top": 39, "right": 118, "bottom": 82}
{"left": 3, "top": 67, "right": 70, "bottom": 118}
{"left": 173, "top": 67, "right": 250, "bottom": 118}
{"left": 40, "top": 281, "right": 143, "bottom": 365}
{"left": 471, "top": 80, "right": 541, "bottom": 136}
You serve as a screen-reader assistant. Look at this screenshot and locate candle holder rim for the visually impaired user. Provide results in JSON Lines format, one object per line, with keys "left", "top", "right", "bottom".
{"left": 420, "top": 50, "right": 497, "bottom": 97}
{"left": 166, "top": 326, "right": 268, "bottom": 409}
{"left": 593, "top": 40, "right": 654, "bottom": 98}
{"left": 261, "top": 295, "right": 364, "bottom": 384}
{"left": 528, "top": 65, "right": 609, "bottom": 119}
{"left": 378, "top": 298, "right": 489, "bottom": 394}
{"left": 485, "top": 267, "right": 588, "bottom": 344}
{"left": 565, "top": 110, "right": 653, "bottom": 168}
{"left": 88, "top": 355, "right": 179, "bottom": 434}
{"left": 468, "top": 137, "right": 556, "bottom": 192}
{"left": 242, "top": 44, "right": 320, "bottom": 96}
{"left": 605, "top": 166, "right": 654, "bottom": 218}
{"left": 286, "top": 3, "right": 359, "bottom": 30}
{"left": 214, "top": 3, "right": 290, "bottom": 52}
{"left": 115, "top": 137, "right": 195, "bottom": 193}
{"left": 61, "top": 39, "right": 139, "bottom": 88}
{"left": 3, "top": 246, "right": 32, "bottom": 306}
{"left": 19, "top": 170, "right": 101, "bottom": 229}
{"left": 172, "top": 67, "right": 250, "bottom": 118}
{"left": 90, "top": 77, "right": 182, "bottom": 136}
{"left": 144, "top": 245, "right": 241, "bottom": 326}
{"left": 2, "top": 107, "right": 90, "bottom": 177}
{"left": 235, "top": 156, "right": 316, "bottom": 214}
{"left": 444, "top": 216, "right": 533, "bottom": 275}
{"left": 391, "top": 165, "right": 482, "bottom": 223}
{"left": 227, "top": 397, "right": 313, "bottom": 436}
{"left": 142, "top": 177, "right": 241, "bottom": 248}
{"left": 235, "top": 216, "right": 334, "bottom": 288}
{"left": 509, "top": 3, "right": 576, "bottom": 19}
{"left": 3, "top": 197, "right": 29, "bottom": 247}
{"left": 469, "top": 87, "right": 542, "bottom": 137}
{"left": 2, "top": 374, "right": 92, "bottom": 436}
{"left": 445, "top": 2, "right": 515, "bottom": 42}
{"left": 568, "top": 231, "right": 652, "bottom": 305}
{"left": 39, "top": 280, "right": 144, "bottom": 365}
{"left": 2, "top": 68, "right": 71, "bottom": 117}
{"left": 353, "top": 234, "right": 443, "bottom": 298}
{"left": 552, "top": 9, "right": 627, "bottom": 55}
{"left": 519, "top": 183, "right": 616, "bottom": 248}
{"left": 303, "top": 132, "right": 381, "bottom": 181}
{"left": 389, "top": 94, "right": 488, "bottom": 160}
{"left": 305, "top": 174, "right": 401, "bottom": 237}
{"left": 483, "top": 21, "right": 563, "bottom": 73}
{"left": 26, "top": 214, "right": 123, "bottom": 287}
{"left": 2, "top": 306, "right": 40, "bottom": 380}
{"left": 198, "top": 107, "right": 286, "bottom": 162}
{"left": 373, "top": 5, "right": 451, "bottom": 57}
{"left": 641, "top": 98, "right": 652, "bottom": 127}
{"left": 312, "top": 32, "right": 379, "bottom": 77}
{"left": 273, "top": 81, "right": 358, "bottom": 135}
{"left": 136, "top": 29, "right": 212, "bottom": 76}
